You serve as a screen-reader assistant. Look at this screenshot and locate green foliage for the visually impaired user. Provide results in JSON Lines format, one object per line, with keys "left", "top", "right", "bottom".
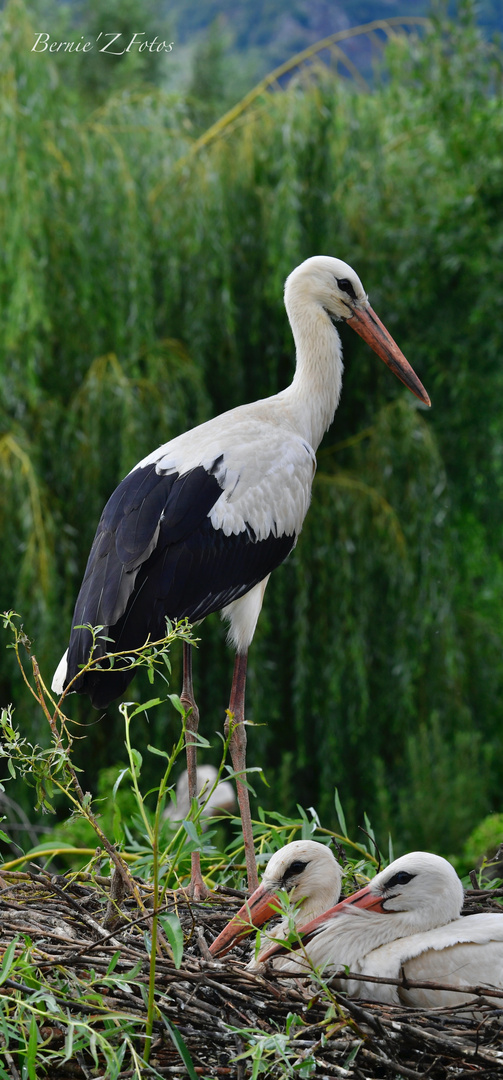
{"left": 0, "top": 0, "right": 502, "bottom": 861}
{"left": 0, "top": 931, "right": 174, "bottom": 1078}
{"left": 454, "top": 812, "right": 503, "bottom": 876}
{"left": 0, "top": 611, "right": 382, "bottom": 889}
{"left": 186, "top": 19, "right": 234, "bottom": 133}
{"left": 232, "top": 1018, "right": 318, "bottom": 1079}
{"left": 42, "top": 761, "right": 139, "bottom": 854}
{"left": 74, "top": 0, "right": 174, "bottom": 101}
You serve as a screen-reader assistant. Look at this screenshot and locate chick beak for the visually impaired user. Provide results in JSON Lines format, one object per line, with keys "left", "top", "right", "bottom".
{"left": 209, "top": 883, "right": 281, "bottom": 958}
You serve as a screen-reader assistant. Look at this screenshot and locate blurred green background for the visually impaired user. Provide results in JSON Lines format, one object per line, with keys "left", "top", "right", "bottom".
{"left": 1, "top": 0, "right": 503, "bottom": 867}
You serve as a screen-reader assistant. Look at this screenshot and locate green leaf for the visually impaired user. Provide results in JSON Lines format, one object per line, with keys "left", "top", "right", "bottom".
{"left": 26, "top": 1014, "right": 39, "bottom": 1080}
{"left": 168, "top": 694, "right": 185, "bottom": 716}
{"left": 63, "top": 1023, "right": 74, "bottom": 1063}
{"left": 88, "top": 1030, "right": 98, "bottom": 1066}
{"left": 187, "top": 731, "right": 211, "bottom": 748}
{"left": 343, "top": 1042, "right": 362, "bottom": 1067}
{"left": 112, "top": 768, "right": 130, "bottom": 798}
{"left": 334, "top": 789, "right": 347, "bottom": 837}
{"left": 0, "top": 936, "right": 20, "bottom": 985}
{"left": 147, "top": 744, "right": 172, "bottom": 760}
{"left": 106, "top": 951, "right": 121, "bottom": 975}
{"left": 182, "top": 820, "right": 203, "bottom": 848}
{"left": 363, "top": 813, "right": 376, "bottom": 847}
{"left": 162, "top": 1016, "right": 198, "bottom": 1080}
{"left": 42, "top": 992, "right": 58, "bottom": 1014}
{"left": 159, "top": 913, "right": 184, "bottom": 969}
{"left": 129, "top": 698, "right": 164, "bottom": 718}
{"left": 129, "top": 748, "right": 143, "bottom": 775}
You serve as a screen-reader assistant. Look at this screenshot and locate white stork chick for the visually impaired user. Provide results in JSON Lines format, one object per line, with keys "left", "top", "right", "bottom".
{"left": 164, "top": 765, "right": 236, "bottom": 826}
{"left": 259, "top": 851, "right": 503, "bottom": 1006}
{"left": 52, "top": 255, "right": 430, "bottom": 898}
{"left": 209, "top": 839, "right": 343, "bottom": 970}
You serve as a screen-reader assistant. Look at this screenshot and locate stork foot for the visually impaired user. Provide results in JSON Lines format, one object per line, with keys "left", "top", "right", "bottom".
{"left": 186, "top": 852, "right": 210, "bottom": 901}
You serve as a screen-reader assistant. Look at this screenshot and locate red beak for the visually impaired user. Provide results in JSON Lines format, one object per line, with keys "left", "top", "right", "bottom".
{"left": 209, "top": 882, "right": 282, "bottom": 958}
{"left": 348, "top": 304, "right": 431, "bottom": 407}
{"left": 301, "top": 883, "right": 388, "bottom": 929}
{"left": 257, "top": 883, "right": 386, "bottom": 964}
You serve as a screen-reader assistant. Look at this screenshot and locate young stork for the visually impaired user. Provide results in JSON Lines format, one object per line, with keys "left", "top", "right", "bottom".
{"left": 209, "top": 839, "right": 343, "bottom": 969}
{"left": 257, "top": 852, "right": 503, "bottom": 1006}
{"left": 52, "top": 256, "right": 430, "bottom": 898}
{"left": 164, "top": 765, "right": 236, "bottom": 827}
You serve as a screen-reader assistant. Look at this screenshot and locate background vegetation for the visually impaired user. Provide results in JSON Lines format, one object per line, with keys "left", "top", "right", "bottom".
{"left": 1, "top": 0, "right": 503, "bottom": 864}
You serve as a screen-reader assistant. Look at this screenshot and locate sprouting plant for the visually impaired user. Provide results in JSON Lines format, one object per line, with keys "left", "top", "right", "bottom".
{"left": 0, "top": 931, "right": 176, "bottom": 1079}
{"left": 230, "top": 1005, "right": 362, "bottom": 1079}
{"left": 0, "top": 611, "right": 202, "bottom": 1065}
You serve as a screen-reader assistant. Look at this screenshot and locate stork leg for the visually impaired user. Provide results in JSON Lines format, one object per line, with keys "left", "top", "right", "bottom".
{"left": 180, "top": 641, "right": 209, "bottom": 901}
{"left": 225, "top": 651, "right": 259, "bottom": 892}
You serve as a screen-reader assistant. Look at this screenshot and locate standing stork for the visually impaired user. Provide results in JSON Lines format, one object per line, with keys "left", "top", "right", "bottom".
{"left": 52, "top": 255, "right": 430, "bottom": 898}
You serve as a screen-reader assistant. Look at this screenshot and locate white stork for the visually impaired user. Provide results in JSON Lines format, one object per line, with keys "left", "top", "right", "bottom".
{"left": 164, "top": 764, "right": 236, "bottom": 826}
{"left": 209, "top": 839, "right": 342, "bottom": 967}
{"left": 52, "top": 255, "right": 430, "bottom": 898}
{"left": 257, "top": 851, "right": 503, "bottom": 1006}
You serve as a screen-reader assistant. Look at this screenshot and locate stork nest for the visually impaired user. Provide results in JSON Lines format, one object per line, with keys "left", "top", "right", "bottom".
{"left": 0, "top": 867, "right": 502, "bottom": 1079}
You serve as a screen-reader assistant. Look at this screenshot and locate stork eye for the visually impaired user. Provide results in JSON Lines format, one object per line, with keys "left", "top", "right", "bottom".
{"left": 284, "top": 860, "right": 308, "bottom": 880}
{"left": 386, "top": 870, "right": 415, "bottom": 888}
{"left": 336, "top": 277, "right": 357, "bottom": 300}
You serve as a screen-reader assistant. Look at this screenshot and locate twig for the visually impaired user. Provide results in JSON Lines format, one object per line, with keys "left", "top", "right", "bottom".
{"left": 327, "top": 967, "right": 503, "bottom": 1001}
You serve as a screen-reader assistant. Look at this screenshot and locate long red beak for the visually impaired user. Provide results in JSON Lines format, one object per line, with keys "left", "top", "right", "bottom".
{"left": 348, "top": 304, "right": 431, "bottom": 407}
{"left": 257, "top": 883, "right": 386, "bottom": 964}
{"left": 301, "top": 883, "right": 388, "bottom": 930}
{"left": 209, "top": 883, "right": 281, "bottom": 958}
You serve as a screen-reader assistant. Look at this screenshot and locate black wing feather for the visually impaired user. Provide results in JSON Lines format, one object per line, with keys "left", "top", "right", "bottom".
{"left": 65, "top": 463, "right": 295, "bottom": 708}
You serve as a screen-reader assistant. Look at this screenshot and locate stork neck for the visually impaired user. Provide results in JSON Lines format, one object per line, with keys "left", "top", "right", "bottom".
{"left": 322, "top": 911, "right": 402, "bottom": 969}
{"left": 284, "top": 298, "right": 344, "bottom": 451}
{"left": 319, "top": 904, "right": 449, "bottom": 971}
{"left": 299, "top": 887, "right": 338, "bottom": 926}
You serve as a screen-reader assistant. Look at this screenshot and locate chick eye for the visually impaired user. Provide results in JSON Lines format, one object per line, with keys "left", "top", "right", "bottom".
{"left": 336, "top": 277, "right": 357, "bottom": 300}
{"left": 284, "top": 860, "right": 308, "bottom": 881}
{"left": 386, "top": 870, "right": 415, "bottom": 888}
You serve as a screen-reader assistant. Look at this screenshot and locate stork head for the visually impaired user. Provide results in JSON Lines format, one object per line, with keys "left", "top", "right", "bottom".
{"left": 285, "top": 256, "right": 368, "bottom": 319}
{"left": 330, "top": 851, "right": 464, "bottom": 930}
{"left": 284, "top": 255, "right": 430, "bottom": 407}
{"left": 165, "top": 765, "right": 236, "bottom": 823}
{"left": 209, "top": 839, "right": 342, "bottom": 958}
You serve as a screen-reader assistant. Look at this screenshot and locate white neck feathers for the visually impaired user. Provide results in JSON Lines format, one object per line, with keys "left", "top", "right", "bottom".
{"left": 283, "top": 283, "right": 344, "bottom": 451}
